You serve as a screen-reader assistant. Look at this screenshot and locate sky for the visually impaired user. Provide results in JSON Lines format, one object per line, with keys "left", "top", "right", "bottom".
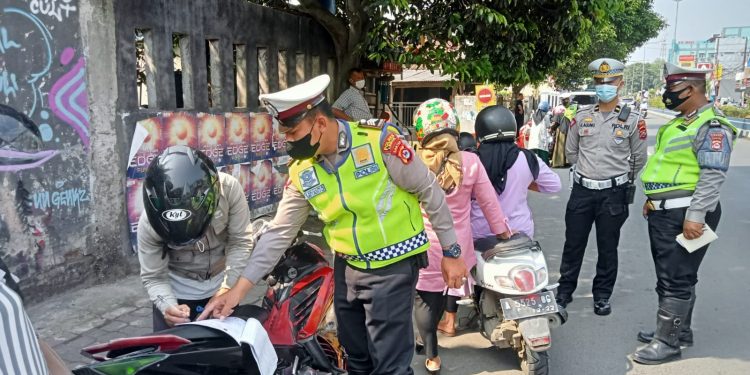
{"left": 627, "top": 0, "right": 750, "bottom": 63}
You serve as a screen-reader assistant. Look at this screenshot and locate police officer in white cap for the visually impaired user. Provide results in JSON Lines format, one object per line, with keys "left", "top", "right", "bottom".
{"left": 555, "top": 58, "right": 648, "bottom": 315}
{"left": 632, "top": 62, "right": 737, "bottom": 365}
{"left": 199, "top": 75, "right": 465, "bottom": 375}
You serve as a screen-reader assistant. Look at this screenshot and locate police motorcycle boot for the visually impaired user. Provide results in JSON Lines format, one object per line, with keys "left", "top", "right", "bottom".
{"left": 633, "top": 297, "right": 691, "bottom": 365}
{"left": 593, "top": 298, "right": 611, "bottom": 316}
{"left": 637, "top": 288, "right": 695, "bottom": 346}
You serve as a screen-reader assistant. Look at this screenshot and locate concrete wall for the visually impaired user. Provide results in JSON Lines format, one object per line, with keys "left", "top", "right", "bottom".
{"left": 0, "top": 0, "right": 334, "bottom": 300}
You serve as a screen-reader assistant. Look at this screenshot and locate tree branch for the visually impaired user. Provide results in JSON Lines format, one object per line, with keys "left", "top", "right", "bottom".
{"left": 297, "top": 0, "right": 348, "bottom": 52}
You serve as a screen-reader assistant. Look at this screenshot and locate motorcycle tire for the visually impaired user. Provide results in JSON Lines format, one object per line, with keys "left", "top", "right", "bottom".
{"left": 520, "top": 346, "right": 549, "bottom": 375}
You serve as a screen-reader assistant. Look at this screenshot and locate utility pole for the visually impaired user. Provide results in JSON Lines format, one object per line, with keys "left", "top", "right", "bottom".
{"left": 714, "top": 35, "right": 722, "bottom": 100}
{"left": 670, "top": 0, "right": 683, "bottom": 63}
{"left": 641, "top": 47, "right": 646, "bottom": 92}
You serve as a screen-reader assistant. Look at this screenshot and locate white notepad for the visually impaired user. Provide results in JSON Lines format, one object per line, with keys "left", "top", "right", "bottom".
{"left": 676, "top": 225, "right": 718, "bottom": 253}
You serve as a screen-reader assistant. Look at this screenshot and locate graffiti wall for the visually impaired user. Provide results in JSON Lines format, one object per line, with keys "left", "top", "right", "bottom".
{"left": 125, "top": 112, "right": 288, "bottom": 252}
{"left": 0, "top": 1, "right": 92, "bottom": 282}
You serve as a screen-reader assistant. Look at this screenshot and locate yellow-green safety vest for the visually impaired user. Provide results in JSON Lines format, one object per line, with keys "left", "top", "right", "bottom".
{"left": 289, "top": 121, "right": 429, "bottom": 269}
{"left": 641, "top": 107, "right": 737, "bottom": 195}
{"left": 564, "top": 103, "right": 578, "bottom": 121}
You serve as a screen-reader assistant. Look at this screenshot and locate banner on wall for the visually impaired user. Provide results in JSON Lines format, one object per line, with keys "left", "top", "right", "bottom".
{"left": 126, "top": 112, "right": 287, "bottom": 252}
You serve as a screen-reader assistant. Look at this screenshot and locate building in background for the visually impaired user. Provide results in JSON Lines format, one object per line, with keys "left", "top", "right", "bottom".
{"left": 669, "top": 26, "right": 750, "bottom": 104}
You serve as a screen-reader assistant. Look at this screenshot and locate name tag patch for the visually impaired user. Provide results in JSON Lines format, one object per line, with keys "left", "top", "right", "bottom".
{"left": 354, "top": 164, "right": 380, "bottom": 179}
{"left": 303, "top": 184, "right": 327, "bottom": 199}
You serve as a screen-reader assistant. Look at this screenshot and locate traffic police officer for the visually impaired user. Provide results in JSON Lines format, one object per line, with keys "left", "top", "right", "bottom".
{"left": 199, "top": 75, "right": 466, "bottom": 375}
{"left": 633, "top": 63, "right": 737, "bottom": 365}
{"left": 556, "top": 58, "right": 648, "bottom": 315}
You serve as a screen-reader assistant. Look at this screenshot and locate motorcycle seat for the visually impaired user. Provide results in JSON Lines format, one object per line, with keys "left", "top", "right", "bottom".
{"left": 230, "top": 304, "right": 269, "bottom": 324}
{"left": 475, "top": 233, "right": 541, "bottom": 261}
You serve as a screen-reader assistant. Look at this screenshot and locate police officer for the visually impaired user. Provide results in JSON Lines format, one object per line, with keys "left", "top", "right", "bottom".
{"left": 199, "top": 75, "right": 465, "bottom": 375}
{"left": 632, "top": 63, "right": 737, "bottom": 365}
{"left": 556, "top": 58, "right": 648, "bottom": 315}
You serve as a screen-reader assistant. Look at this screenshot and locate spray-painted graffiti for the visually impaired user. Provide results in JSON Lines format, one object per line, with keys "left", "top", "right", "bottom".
{"left": 32, "top": 187, "right": 90, "bottom": 211}
{"left": 0, "top": 7, "right": 53, "bottom": 117}
{"left": 1, "top": 0, "right": 91, "bottom": 285}
{"left": 0, "top": 104, "right": 59, "bottom": 172}
{"left": 48, "top": 47, "right": 89, "bottom": 148}
{"left": 29, "top": 0, "right": 78, "bottom": 23}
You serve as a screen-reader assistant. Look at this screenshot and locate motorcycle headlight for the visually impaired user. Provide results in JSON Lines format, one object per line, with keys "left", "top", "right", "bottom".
{"left": 88, "top": 354, "right": 168, "bottom": 375}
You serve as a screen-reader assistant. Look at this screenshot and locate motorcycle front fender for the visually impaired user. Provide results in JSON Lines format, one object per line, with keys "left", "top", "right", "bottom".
{"left": 517, "top": 316, "right": 551, "bottom": 352}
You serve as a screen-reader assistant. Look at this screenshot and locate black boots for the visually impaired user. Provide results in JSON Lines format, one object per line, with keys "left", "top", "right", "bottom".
{"left": 633, "top": 296, "right": 692, "bottom": 365}
{"left": 637, "top": 287, "right": 695, "bottom": 346}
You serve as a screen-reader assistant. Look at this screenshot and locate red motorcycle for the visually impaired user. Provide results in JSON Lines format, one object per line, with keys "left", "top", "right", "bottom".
{"left": 74, "top": 225, "right": 346, "bottom": 375}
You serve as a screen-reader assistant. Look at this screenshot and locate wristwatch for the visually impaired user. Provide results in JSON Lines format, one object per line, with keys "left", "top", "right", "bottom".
{"left": 442, "top": 243, "right": 461, "bottom": 259}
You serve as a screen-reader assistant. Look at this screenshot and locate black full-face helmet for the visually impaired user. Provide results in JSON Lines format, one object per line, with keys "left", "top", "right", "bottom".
{"left": 475, "top": 105, "right": 517, "bottom": 144}
{"left": 143, "top": 146, "right": 219, "bottom": 246}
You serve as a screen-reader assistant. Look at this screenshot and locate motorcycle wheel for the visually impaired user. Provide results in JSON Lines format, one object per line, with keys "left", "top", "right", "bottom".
{"left": 519, "top": 346, "right": 549, "bottom": 375}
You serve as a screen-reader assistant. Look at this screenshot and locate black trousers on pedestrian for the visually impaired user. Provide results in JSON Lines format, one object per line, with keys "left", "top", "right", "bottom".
{"left": 333, "top": 254, "right": 421, "bottom": 375}
{"left": 414, "top": 290, "right": 444, "bottom": 359}
{"left": 647, "top": 203, "right": 721, "bottom": 300}
{"left": 152, "top": 297, "right": 211, "bottom": 332}
{"left": 558, "top": 183, "right": 629, "bottom": 300}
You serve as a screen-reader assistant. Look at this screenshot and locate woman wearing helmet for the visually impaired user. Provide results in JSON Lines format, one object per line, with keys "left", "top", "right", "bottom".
{"left": 470, "top": 105, "right": 561, "bottom": 242}
{"left": 411, "top": 99, "right": 512, "bottom": 374}
{"left": 138, "top": 145, "right": 253, "bottom": 331}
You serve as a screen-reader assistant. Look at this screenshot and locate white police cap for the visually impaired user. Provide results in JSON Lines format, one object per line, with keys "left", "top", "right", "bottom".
{"left": 259, "top": 74, "right": 330, "bottom": 126}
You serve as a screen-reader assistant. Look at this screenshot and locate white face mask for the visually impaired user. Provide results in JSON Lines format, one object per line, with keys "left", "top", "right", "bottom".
{"left": 354, "top": 80, "right": 365, "bottom": 89}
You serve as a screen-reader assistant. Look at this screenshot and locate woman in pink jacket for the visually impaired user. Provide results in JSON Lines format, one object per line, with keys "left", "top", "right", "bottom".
{"left": 413, "top": 99, "right": 511, "bottom": 374}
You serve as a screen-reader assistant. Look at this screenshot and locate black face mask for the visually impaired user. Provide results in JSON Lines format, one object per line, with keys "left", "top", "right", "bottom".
{"left": 286, "top": 123, "right": 321, "bottom": 160}
{"left": 662, "top": 86, "right": 690, "bottom": 110}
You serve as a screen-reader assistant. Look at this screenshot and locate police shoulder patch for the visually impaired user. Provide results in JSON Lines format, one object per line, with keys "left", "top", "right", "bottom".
{"left": 382, "top": 132, "right": 413, "bottom": 164}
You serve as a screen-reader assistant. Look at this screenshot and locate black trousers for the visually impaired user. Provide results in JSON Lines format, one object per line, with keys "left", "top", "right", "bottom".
{"left": 152, "top": 297, "right": 211, "bottom": 332}
{"left": 647, "top": 203, "right": 721, "bottom": 300}
{"left": 558, "top": 183, "right": 629, "bottom": 300}
{"left": 414, "top": 291, "right": 444, "bottom": 359}
{"left": 334, "top": 255, "right": 420, "bottom": 375}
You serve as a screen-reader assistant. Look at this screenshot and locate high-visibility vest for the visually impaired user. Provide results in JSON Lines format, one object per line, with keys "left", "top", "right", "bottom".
{"left": 289, "top": 121, "right": 429, "bottom": 269}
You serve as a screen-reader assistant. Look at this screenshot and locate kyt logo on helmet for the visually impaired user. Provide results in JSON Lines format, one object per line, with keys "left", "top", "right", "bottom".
{"left": 161, "top": 209, "right": 193, "bottom": 222}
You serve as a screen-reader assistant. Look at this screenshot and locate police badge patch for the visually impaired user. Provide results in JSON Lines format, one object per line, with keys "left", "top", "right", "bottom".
{"left": 299, "top": 167, "right": 327, "bottom": 198}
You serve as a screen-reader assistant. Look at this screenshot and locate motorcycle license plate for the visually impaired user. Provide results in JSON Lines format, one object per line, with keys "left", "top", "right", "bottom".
{"left": 500, "top": 291, "right": 558, "bottom": 320}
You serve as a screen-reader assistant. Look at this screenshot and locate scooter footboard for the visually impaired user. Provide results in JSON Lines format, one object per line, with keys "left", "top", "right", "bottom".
{"left": 517, "top": 317, "right": 551, "bottom": 352}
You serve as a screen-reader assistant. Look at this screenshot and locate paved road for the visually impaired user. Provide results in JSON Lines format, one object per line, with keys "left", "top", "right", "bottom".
{"left": 410, "top": 114, "right": 750, "bottom": 374}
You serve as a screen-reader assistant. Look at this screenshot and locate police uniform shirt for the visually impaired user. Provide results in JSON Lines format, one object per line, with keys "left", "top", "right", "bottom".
{"left": 648, "top": 102, "right": 736, "bottom": 223}
{"left": 241, "top": 120, "right": 458, "bottom": 284}
{"left": 566, "top": 104, "right": 648, "bottom": 180}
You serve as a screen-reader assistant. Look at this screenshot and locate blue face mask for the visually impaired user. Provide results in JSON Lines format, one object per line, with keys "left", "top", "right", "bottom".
{"left": 595, "top": 84, "right": 619, "bottom": 103}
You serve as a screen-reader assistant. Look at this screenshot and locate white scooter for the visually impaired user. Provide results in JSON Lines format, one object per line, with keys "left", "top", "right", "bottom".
{"left": 471, "top": 233, "right": 567, "bottom": 375}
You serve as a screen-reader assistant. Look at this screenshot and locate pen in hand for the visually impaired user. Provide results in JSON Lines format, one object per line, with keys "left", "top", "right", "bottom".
{"left": 158, "top": 295, "right": 191, "bottom": 324}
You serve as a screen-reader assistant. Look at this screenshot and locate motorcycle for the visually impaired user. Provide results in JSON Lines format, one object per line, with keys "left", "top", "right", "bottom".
{"left": 470, "top": 233, "right": 567, "bottom": 375}
{"left": 640, "top": 102, "right": 648, "bottom": 119}
{"left": 73, "top": 220, "right": 346, "bottom": 375}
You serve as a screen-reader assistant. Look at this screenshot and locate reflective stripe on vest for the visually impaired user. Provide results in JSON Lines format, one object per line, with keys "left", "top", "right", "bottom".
{"left": 289, "top": 121, "right": 428, "bottom": 269}
{"left": 641, "top": 107, "right": 737, "bottom": 195}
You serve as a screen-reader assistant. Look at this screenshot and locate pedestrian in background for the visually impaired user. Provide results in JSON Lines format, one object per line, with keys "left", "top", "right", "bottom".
{"left": 633, "top": 63, "right": 737, "bottom": 365}
{"left": 332, "top": 68, "right": 372, "bottom": 121}
{"left": 513, "top": 93, "right": 525, "bottom": 136}
{"left": 555, "top": 58, "right": 647, "bottom": 315}
{"left": 550, "top": 93, "right": 575, "bottom": 168}
{"left": 411, "top": 99, "right": 511, "bottom": 374}
{"left": 526, "top": 101, "right": 552, "bottom": 165}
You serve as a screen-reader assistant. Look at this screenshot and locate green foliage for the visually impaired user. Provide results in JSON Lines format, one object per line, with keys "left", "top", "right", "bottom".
{"left": 623, "top": 59, "right": 665, "bottom": 95}
{"left": 553, "top": 0, "right": 665, "bottom": 89}
{"left": 367, "top": 0, "right": 614, "bottom": 86}
{"left": 649, "top": 95, "right": 665, "bottom": 109}
{"left": 721, "top": 105, "right": 750, "bottom": 118}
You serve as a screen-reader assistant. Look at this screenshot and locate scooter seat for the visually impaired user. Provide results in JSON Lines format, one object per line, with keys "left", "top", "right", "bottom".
{"left": 475, "top": 233, "right": 541, "bottom": 261}
{"left": 230, "top": 304, "right": 269, "bottom": 324}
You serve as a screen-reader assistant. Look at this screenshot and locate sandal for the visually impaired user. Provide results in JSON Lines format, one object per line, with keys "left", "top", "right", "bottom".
{"left": 425, "top": 357, "right": 441, "bottom": 374}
